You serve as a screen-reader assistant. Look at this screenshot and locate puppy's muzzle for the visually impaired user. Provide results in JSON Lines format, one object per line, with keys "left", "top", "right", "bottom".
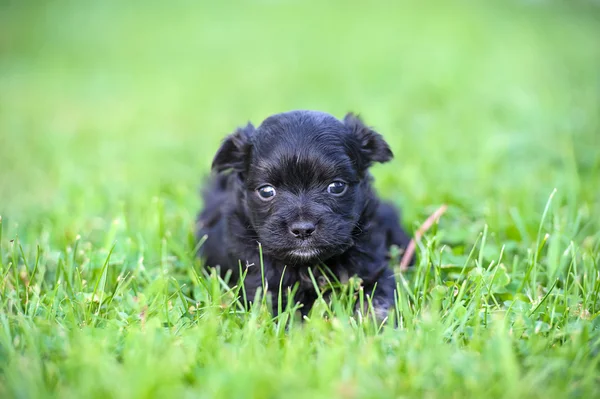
{"left": 289, "top": 221, "right": 316, "bottom": 240}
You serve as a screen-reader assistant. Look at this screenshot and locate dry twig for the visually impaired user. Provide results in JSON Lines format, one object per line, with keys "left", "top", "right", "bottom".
{"left": 399, "top": 204, "right": 448, "bottom": 271}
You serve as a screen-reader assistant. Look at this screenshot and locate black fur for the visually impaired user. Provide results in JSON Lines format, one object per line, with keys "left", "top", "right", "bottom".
{"left": 197, "top": 110, "right": 412, "bottom": 318}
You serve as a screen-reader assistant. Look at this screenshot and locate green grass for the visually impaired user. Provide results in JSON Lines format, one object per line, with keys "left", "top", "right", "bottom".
{"left": 1, "top": 1, "right": 600, "bottom": 398}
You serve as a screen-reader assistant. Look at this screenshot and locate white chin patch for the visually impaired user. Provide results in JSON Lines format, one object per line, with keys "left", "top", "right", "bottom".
{"left": 289, "top": 248, "right": 319, "bottom": 260}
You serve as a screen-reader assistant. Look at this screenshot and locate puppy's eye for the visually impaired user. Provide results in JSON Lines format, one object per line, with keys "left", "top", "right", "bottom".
{"left": 257, "top": 185, "right": 276, "bottom": 201}
{"left": 327, "top": 181, "right": 347, "bottom": 195}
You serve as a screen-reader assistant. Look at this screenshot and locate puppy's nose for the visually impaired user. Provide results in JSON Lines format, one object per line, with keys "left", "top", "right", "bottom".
{"left": 289, "top": 221, "right": 316, "bottom": 239}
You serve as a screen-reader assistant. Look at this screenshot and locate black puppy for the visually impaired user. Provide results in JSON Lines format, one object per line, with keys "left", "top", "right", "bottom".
{"left": 197, "top": 110, "right": 412, "bottom": 319}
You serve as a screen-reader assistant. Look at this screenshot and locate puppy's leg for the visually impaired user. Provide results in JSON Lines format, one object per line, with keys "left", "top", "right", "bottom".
{"left": 357, "top": 264, "right": 397, "bottom": 322}
{"left": 377, "top": 202, "right": 414, "bottom": 266}
{"left": 342, "top": 243, "right": 397, "bottom": 322}
{"left": 196, "top": 174, "right": 232, "bottom": 266}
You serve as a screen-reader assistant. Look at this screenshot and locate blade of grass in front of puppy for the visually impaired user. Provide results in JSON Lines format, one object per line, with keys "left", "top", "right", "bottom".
{"left": 306, "top": 267, "right": 334, "bottom": 320}
{"left": 89, "top": 243, "right": 114, "bottom": 319}
{"left": 483, "top": 246, "right": 505, "bottom": 312}
{"left": 477, "top": 224, "right": 488, "bottom": 269}
{"left": 322, "top": 265, "right": 359, "bottom": 321}
{"left": 274, "top": 270, "right": 287, "bottom": 335}
{"left": 10, "top": 238, "right": 23, "bottom": 313}
{"left": 191, "top": 234, "right": 208, "bottom": 258}
{"left": 17, "top": 242, "right": 31, "bottom": 309}
{"left": 396, "top": 271, "right": 417, "bottom": 307}
{"left": 223, "top": 272, "right": 248, "bottom": 314}
{"left": 364, "top": 283, "right": 385, "bottom": 331}
{"left": 258, "top": 242, "right": 268, "bottom": 307}
{"left": 29, "top": 245, "right": 41, "bottom": 289}
{"left": 188, "top": 258, "right": 212, "bottom": 301}
{"left": 316, "top": 265, "right": 347, "bottom": 319}
{"left": 274, "top": 284, "right": 302, "bottom": 335}
{"left": 457, "top": 233, "right": 482, "bottom": 281}
{"left": 169, "top": 276, "right": 192, "bottom": 329}
{"left": 356, "top": 286, "right": 365, "bottom": 325}
{"left": 277, "top": 265, "right": 287, "bottom": 316}
{"left": 393, "top": 288, "right": 404, "bottom": 329}
{"left": 238, "top": 260, "right": 249, "bottom": 310}
{"left": 25, "top": 245, "right": 42, "bottom": 316}
{"left": 518, "top": 188, "right": 557, "bottom": 293}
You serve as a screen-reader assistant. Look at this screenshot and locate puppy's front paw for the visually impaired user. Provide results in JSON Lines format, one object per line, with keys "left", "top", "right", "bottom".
{"left": 355, "top": 296, "right": 392, "bottom": 323}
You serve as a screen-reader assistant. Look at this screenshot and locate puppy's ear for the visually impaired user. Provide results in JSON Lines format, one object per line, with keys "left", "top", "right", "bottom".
{"left": 344, "top": 113, "right": 393, "bottom": 166}
{"left": 211, "top": 123, "right": 255, "bottom": 174}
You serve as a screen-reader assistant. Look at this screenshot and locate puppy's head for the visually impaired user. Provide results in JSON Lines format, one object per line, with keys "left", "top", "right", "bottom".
{"left": 212, "top": 110, "right": 393, "bottom": 263}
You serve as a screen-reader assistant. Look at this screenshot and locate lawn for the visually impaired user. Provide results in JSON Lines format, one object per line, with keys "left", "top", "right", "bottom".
{"left": 1, "top": 1, "right": 599, "bottom": 398}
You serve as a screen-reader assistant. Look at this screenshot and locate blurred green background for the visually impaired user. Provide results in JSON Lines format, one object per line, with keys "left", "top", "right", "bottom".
{"left": 1, "top": 0, "right": 599, "bottom": 242}
{"left": 1, "top": 2, "right": 600, "bottom": 397}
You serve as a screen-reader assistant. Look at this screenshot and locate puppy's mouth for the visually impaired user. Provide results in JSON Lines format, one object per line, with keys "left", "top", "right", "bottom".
{"left": 288, "top": 247, "right": 321, "bottom": 260}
